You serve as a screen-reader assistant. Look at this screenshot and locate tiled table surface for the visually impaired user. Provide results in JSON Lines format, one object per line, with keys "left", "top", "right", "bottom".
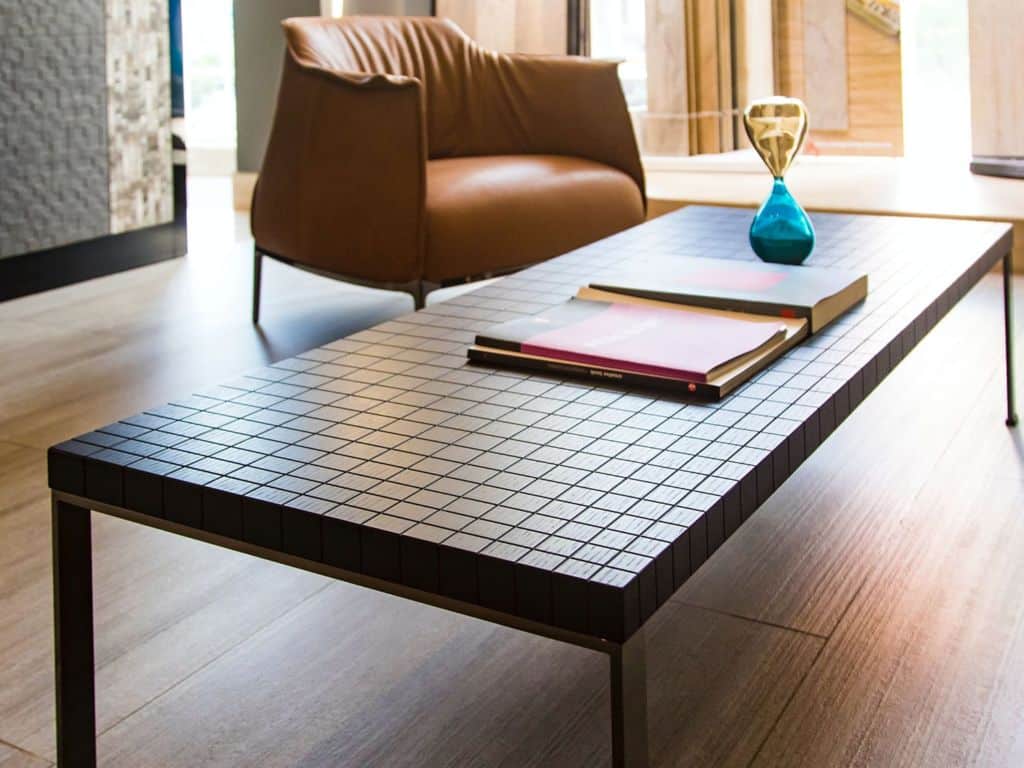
{"left": 48, "top": 206, "right": 1012, "bottom": 642}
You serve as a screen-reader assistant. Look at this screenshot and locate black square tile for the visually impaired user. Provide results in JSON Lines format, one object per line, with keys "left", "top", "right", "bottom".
{"left": 164, "top": 468, "right": 215, "bottom": 528}
{"left": 361, "top": 526, "right": 401, "bottom": 582}
{"left": 551, "top": 559, "right": 597, "bottom": 632}
{"left": 477, "top": 548, "right": 519, "bottom": 613}
{"left": 771, "top": 444, "right": 789, "bottom": 491}
{"left": 803, "top": 410, "right": 821, "bottom": 457}
{"left": 243, "top": 489, "right": 289, "bottom": 549}
{"left": 84, "top": 457, "right": 123, "bottom": 506}
{"left": 48, "top": 443, "right": 90, "bottom": 495}
{"left": 514, "top": 561, "right": 552, "bottom": 624}
{"left": 283, "top": 496, "right": 333, "bottom": 561}
{"left": 400, "top": 535, "right": 440, "bottom": 592}
{"left": 203, "top": 487, "right": 243, "bottom": 538}
{"left": 587, "top": 568, "right": 639, "bottom": 642}
{"left": 721, "top": 485, "right": 742, "bottom": 538}
{"left": 439, "top": 543, "right": 479, "bottom": 604}
{"left": 671, "top": 527, "right": 691, "bottom": 588}
{"left": 739, "top": 472, "right": 758, "bottom": 521}
{"left": 322, "top": 507, "right": 368, "bottom": 572}
{"left": 755, "top": 457, "right": 774, "bottom": 506}
{"left": 787, "top": 425, "right": 805, "bottom": 475}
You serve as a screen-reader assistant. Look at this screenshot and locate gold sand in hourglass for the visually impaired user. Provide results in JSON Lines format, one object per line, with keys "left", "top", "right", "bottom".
{"left": 743, "top": 97, "right": 809, "bottom": 179}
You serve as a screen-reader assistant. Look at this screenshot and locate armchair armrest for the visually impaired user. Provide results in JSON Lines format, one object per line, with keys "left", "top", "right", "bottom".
{"left": 488, "top": 54, "right": 646, "bottom": 206}
{"left": 252, "top": 51, "right": 427, "bottom": 284}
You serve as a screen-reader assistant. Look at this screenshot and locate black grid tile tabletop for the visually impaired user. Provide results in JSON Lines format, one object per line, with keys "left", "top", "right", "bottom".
{"left": 49, "top": 206, "right": 1014, "bottom": 644}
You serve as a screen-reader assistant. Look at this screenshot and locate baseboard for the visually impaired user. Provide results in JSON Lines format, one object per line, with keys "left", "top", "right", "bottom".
{"left": 0, "top": 217, "right": 186, "bottom": 302}
{"left": 234, "top": 172, "right": 257, "bottom": 211}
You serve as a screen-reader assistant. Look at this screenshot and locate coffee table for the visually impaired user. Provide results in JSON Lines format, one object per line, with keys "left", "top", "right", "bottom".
{"left": 48, "top": 206, "right": 1017, "bottom": 768}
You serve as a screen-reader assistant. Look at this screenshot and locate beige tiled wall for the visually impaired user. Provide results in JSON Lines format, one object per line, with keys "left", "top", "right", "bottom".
{"left": 105, "top": 0, "right": 173, "bottom": 234}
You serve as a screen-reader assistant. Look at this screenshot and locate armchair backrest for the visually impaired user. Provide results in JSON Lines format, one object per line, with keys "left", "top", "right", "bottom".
{"left": 284, "top": 16, "right": 479, "bottom": 159}
{"left": 282, "top": 16, "right": 643, "bottom": 190}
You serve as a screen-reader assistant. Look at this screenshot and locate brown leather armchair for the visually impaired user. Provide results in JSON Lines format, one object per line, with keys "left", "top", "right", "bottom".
{"left": 251, "top": 15, "right": 646, "bottom": 322}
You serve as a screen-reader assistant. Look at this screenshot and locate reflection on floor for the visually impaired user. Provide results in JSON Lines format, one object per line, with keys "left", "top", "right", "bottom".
{"left": 0, "top": 176, "right": 1021, "bottom": 767}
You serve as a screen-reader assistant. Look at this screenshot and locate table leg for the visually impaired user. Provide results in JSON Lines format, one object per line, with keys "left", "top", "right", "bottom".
{"left": 1004, "top": 252, "right": 1019, "bottom": 427}
{"left": 52, "top": 498, "right": 97, "bottom": 768}
{"left": 610, "top": 627, "right": 648, "bottom": 768}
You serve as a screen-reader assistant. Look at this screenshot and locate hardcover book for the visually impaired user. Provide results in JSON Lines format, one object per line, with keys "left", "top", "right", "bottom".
{"left": 588, "top": 256, "right": 867, "bottom": 333}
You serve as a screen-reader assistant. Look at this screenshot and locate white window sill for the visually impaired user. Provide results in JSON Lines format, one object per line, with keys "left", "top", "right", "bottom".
{"left": 643, "top": 150, "right": 1024, "bottom": 224}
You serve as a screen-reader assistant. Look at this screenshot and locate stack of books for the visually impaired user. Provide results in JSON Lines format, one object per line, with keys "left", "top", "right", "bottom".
{"left": 468, "top": 257, "right": 867, "bottom": 400}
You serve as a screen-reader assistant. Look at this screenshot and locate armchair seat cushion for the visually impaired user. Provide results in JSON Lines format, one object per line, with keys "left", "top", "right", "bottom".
{"left": 424, "top": 155, "right": 645, "bottom": 284}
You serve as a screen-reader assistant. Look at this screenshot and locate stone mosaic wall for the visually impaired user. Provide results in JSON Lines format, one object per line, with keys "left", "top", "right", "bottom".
{"left": 0, "top": 0, "right": 111, "bottom": 258}
{"left": 0, "top": 0, "right": 172, "bottom": 258}
{"left": 105, "top": 0, "right": 172, "bottom": 234}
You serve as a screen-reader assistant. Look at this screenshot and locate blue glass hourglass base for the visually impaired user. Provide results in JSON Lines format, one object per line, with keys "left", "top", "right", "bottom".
{"left": 749, "top": 178, "right": 815, "bottom": 265}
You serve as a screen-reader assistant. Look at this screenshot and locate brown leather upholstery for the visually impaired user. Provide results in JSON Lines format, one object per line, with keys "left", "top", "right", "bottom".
{"left": 426, "top": 155, "right": 643, "bottom": 282}
{"left": 252, "top": 15, "right": 645, "bottom": 298}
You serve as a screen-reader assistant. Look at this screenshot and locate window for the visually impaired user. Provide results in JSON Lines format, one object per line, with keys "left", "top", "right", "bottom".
{"left": 181, "top": 0, "right": 237, "bottom": 172}
{"left": 589, "top": 1, "right": 647, "bottom": 111}
{"left": 438, "top": 1, "right": 974, "bottom": 162}
{"left": 586, "top": 0, "right": 971, "bottom": 161}
{"left": 901, "top": 0, "right": 970, "bottom": 164}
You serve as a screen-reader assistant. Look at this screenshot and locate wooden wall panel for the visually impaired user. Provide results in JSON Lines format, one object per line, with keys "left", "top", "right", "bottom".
{"left": 734, "top": 0, "right": 776, "bottom": 148}
{"left": 715, "top": 0, "right": 735, "bottom": 151}
{"left": 435, "top": 0, "right": 565, "bottom": 54}
{"left": 969, "top": 0, "right": 1024, "bottom": 157}
{"left": 435, "top": 0, "right": 513, "bottom": 51}
{"left": 774, "top": 0, "right": 903, "bottom": 156}
{"left": 514, "top": 0, "right": 567, "bottom": 55}
{"left": 686, "top": 0, "right": 724, "bottom": 154}
{"left": 802, "top": 0, "right": 849, "bottom": 130}
{"left": 644, "top": 0, "right": 690, "bottom": 156}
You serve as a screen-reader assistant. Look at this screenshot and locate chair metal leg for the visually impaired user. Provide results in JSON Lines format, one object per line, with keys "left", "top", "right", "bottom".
{"left": 414, "top": 280, "right": 442, "bottom": 310}
{"left": 1004, "top": 251, "right": 1019, "bottom": 427}
{"left": 610, "top": 627, "right": 649, "bottom": 768}
{"left": 252, "top": 249, "right": 263, "bottom": 324}
{"left": 52, "top": 499, "right": 97, "bottom": 768}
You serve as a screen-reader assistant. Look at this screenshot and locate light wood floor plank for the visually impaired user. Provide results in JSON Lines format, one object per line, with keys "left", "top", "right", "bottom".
{"left": 673, "top": 277, "right": 1016, "bottom": 637}
{"left": 0, "top": 741, "right": 50, "bottom": 768}
{"left": 0, "top": 443, "right": 46, "bottom": 519}
{"left": 0, "top": 259, "right": 411, "bottom": 449}
{"left": 94, "top": 587, "right": 820, "bottom": 768}
{"left": 752, "top": 385, "right": 1024, "bottom": 768}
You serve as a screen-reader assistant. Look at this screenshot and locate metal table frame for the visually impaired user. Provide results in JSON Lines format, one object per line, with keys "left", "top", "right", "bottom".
{"left": 52, "top": 492, "right": 649, "bottom": 768}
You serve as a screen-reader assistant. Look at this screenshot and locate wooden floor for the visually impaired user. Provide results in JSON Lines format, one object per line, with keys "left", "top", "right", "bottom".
{"left": 1, "top": 178, "right": 1021, "bottom": 767}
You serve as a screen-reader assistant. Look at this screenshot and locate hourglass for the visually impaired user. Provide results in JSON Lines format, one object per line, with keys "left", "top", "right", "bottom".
{"left": 743, "top": 97, "right": 815, "bottom": 265}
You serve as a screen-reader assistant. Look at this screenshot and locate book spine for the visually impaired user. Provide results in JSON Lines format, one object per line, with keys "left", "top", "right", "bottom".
{"left": 472, "top": 335, "right": 522, "bottom": 353}
{"left": 467, "top": 348, "right": 720, "bottom": 400}
{"left": 593, "top": 286, "right": 808, "bottom": 321}
{"left": 667, "top": 293, "right": 803, "bottom": 320}
{"left": 520, "top": 343, "right": 707, "bottom": 383}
